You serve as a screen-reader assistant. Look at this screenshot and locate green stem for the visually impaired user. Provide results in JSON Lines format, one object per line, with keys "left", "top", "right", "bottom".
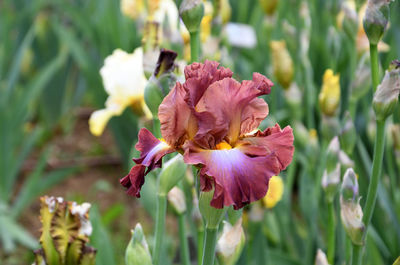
{"left": 190, "top": 31, "right": 200, "bottom": 63}
{"left": 362, "top": 120, "right": 386, "bottom": 231}
{"left": 202, "top": 227, "right": 218, "bottom": 265}
{"left": 351, "top": 244, "right": 362, "bottom": 265}
{"left": 178, "top": 214, "right": 191, "bottom": 265}
{"left": 327, "top": 200, "right": 336, "bottom": 264}
{"left": 370, "top": 44, "right": 379, "bottom": 91}
{"left": 153, "top": 194, "right": 167, "bottom": 265}
{"left": 352, "top": 120, "right": 386, "bottom": 265}
{"left": 197, "top": 227, "right": 204, "bottom": 265}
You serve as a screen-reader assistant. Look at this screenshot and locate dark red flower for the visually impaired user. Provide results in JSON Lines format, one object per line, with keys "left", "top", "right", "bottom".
{"left": 121, "top": 60, "right": 294, "bottom": 209}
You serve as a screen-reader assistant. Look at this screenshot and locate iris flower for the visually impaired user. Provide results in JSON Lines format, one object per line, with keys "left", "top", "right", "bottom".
{"left": 89, "top": 48, "right": 152, "bottom": 136}
{"left": 121, "top": 61, "right": 294, "bottom": 209}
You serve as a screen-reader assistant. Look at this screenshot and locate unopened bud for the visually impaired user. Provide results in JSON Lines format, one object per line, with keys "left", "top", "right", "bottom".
{"left": 326, "top": 136, "right": 340, "bottom": 172}
{"left": 259, "top": 0, "right": 279, "bottom": 16}
{"left": 125, "top": 223, "right": 153, "bottom": 265}
{"left": 340, "top": 197, "right": 364, "bottom": 245}
{"left": 373, "top": 61, "right": 400, "bottom": 121}
{"left": 339, "top": 113, "right": 357, "bottom": 156}
{"left": 363, "top": 0, "right": 390, "bottom": 45}
{"left": 319, "top": 69, "right": 340, "bottom": 117}
{"left": 341, "top": 168, "right": 359, "bottom": 201}
{"left": 337, "top": 0, "right": 358, "bottom": 39}
{"left": 168, "top": 186, "right": 187, "bottom": 214}
{"left": 351, "top": 56, "right": 371, "bottom": 100}
{"left": 216, "top": 218, "right": 245, "bottom": 265}
{"left": 158, "top": 154, "right": 187, "bottom": 196}
{"left": 199, "top": 189, "right": 226, "bottom": 229}
{"left": 179, "top": 0, "right": 204, "bottom": 33}
{"left": 270, "top": 40, "right": 294, "bottom": 89}
{"left": 340, "top": 169, "right": 364, "bottom": 245}
{"left": 321, "top": 116, "right": 340, "bottom": 143}
{"left": 293, "top": 122, "right": 309, "bottom": 149}
{"left": 339, "top": 150, "right": 355, "bottom": 169}
{"left": 315, "top": 249, "right": 330, "bottom": 265}
{"left": 144, "top": 49, "right": 178, "bottom": 117}
{"left": 322, "top": 163, "right": 341, "bottom": 202}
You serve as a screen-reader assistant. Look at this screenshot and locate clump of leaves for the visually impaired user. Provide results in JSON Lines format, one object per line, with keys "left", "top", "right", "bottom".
{"left": 33, "top": 196, "right": 96, "bottom": 265}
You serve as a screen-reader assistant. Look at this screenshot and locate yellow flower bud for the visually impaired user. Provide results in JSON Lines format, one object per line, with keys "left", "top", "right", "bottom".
{"left": 262, "top": 175, "right": 284, "bottom": 209}
{"left": 200, "top": 1, "right": 213, "bottom": 43}
{"left": 270, "top": 40, "right": 294, "bottom": 90}
{"left": 258, "top": 0, "right": 278, "bottom": 16}
{"left": 319, "top": 69, "right": 340, "bottom": 116}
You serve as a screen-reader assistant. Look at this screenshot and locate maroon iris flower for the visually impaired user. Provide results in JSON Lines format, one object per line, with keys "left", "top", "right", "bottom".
{"left": 120, "top": 60, "right": 294, "bottom": 209}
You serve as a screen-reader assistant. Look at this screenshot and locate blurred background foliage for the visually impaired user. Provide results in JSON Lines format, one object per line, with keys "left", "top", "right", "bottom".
{"left": 0, "top": 0, "right": 400, "bottom": 264}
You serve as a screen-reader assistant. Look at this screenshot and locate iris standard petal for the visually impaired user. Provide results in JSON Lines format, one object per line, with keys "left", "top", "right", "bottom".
{"left": 183, "top": 142, "right": 281, "bottom": 209}
{"left": 120, "top": 128, "right": 174, "bottom": 197}
{"left": 158, "top": 60, "right": 232, "bottom": 147}
{"left": 194, "top": 73, "right": 273, "bottom": 147}
{"left": 242, "top": 124, "right": 294, "bottom": 170}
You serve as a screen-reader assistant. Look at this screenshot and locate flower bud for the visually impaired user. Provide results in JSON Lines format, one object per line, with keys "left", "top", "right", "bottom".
{"left": 121, "top": 0, "right": 145, "bottom": 20}
{"left": 262, "top": 175, "right": 284, "bottom": 209}
{"left": 391, "top": 124, "right": 400, "bottom": 168}
{"left": 326, "top": 136, "right": 340, "bottom": 172}
{"left": 199, "top": 189, "right": 226, "bottom": 229}
{"left": 216, "top": 218, "right": 245, "bottom": 265}
{"left": 125, "top": 223, "right": 153, "bottom": 265}
{"left": 350, "top": 56, "right": 371, "bottom": 100}
{"left": 337, "top": 0, "right": 358, "bottom": 40}
{"left": 363, "top": 0, "right": 390, "bottom": 45}
{"left": 315, "top": 249, "right": 330, "bottom": 265}
{"left": 322, "top": 163, "right": 341, "bottom": 202}
{"left": 258, "top": 0, "right": 279, "bottom": 16}
{"left": 340, "top": 197, "right": 365, "bottom": 245}
{"left": 144, "top": 49, "right": 178, "bottom": 116}
{"left": 339, "top": 150, "right": 355, "bottom": 169}
{"left": 339, "top": 112, "right": 357, "bottom": 156}
{"left": 158, "top": 154, "right": 187, "bottom": 196}
{"left": 270, "top": 40, "right": 294, "bottom": 89}
{"left": 341, "top": 168, "right": 359, "bottom": 201}
{"left": 214, "top": 0, "right": 232, "bottom": 24}
{"left": 293, "top": 122, "right": 309, "bottom": 149}
{"left": 319, "top": 69, "right": 340, "bottom": 117}
{"left": 284, "top": 83, "right": 302, "bottom": 115}
{"left": 179, "top": 0, "right": 204, "bottom": 33}
{"left": 321, "top": 116, "right": 340, "bottom": 143}
{"left": 373, "top": 61, "right": 400, "bottom": 121}
{"left": 340, "top": 168, "right": 364, "bottom": 245}
{"left": 168, "top": 186, "right": 187, "bottom": 214}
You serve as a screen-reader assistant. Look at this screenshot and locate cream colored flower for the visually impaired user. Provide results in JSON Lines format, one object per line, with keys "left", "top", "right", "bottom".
{"left": 89, "top": 48, "right": 151, "bottom": 136}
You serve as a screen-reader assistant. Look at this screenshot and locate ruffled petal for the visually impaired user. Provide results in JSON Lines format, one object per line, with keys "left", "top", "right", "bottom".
{"left": 158, "top": 82, "right": 195, "bottom": 147}
{"left": 241, "top": 124, "right": 294, "bottom": 170}
{"left": 183, "top": 142, "right": 281, "bottom": 209}
{"left": 120, "top": 128, "right": 175, "bottom": 197}
{"left": 183, "top": 60, "right": 233, "bottom": 107}
{"left": 89, "top": 109, "right": 115, "bottom": 137}
{"left": 158, "top": 60, "right": 232, "bottom": 147}
{"left": 194, "top": 73, "right": 273, "bottom": 147}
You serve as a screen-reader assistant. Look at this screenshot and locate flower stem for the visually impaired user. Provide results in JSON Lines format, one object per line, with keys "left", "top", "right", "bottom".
{"left": 190, "top": 31, "right": 200, "bottom": 63}
{"left": 327, "top": 200, "right": 336, "bottom": 264}
{"left": 178, "top": 214, "right": 191, "bottom": 265}
{"left": 201, "top": 227, "right": 218, "bottom": 265}
{"left": 351, "top": 41, "right": 384, "bottom": 264}
{"left": 153, "top": 194, "right": 167, "bottom": 265}
{"left": 370, "top": 44, "right": 379, "bottom": 92}
{"left": 351, "top": 119, "right": 386, "bottom": 265}
{"left": 197, "top": 227, "right": 204, "bottom": 265}
{"left": 362, "top": 120, "right": 386, "bottom": 230}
